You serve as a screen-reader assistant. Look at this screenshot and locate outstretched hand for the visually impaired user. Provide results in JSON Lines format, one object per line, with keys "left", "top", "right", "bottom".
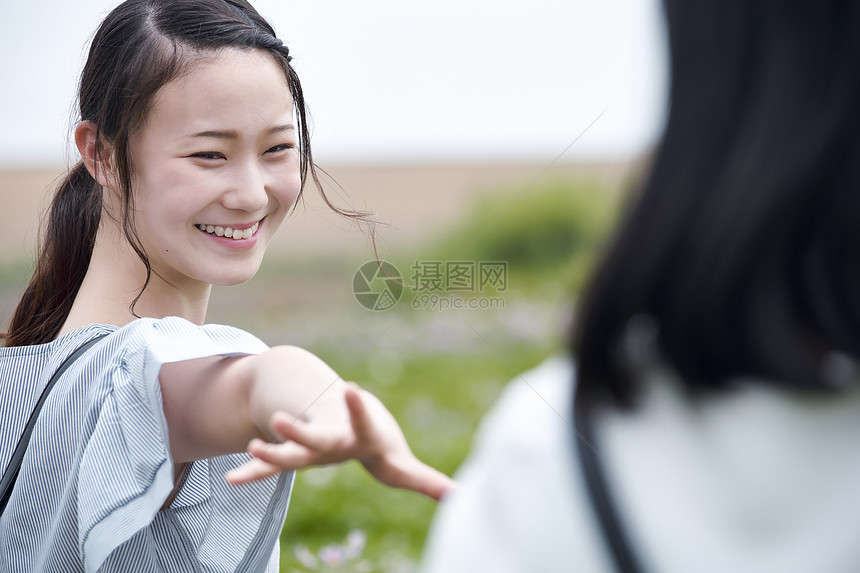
{"left": 225, "top": 383, "right": 456, "bottom": 501}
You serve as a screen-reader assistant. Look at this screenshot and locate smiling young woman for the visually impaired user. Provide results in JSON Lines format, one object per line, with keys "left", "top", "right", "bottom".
{"left": 0, "top": 1, "right": 453, "bottom": 571}
{"left": 62, "top": 49, "right": 301, "bottom": 331}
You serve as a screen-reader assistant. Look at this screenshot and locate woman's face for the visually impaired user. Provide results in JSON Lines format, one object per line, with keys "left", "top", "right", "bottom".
{"left": 123, "top": 48, "right": 300, "bottom": 290}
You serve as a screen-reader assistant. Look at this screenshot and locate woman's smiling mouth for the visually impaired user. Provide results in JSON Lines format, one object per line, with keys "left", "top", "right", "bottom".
{"left": 195, "top": 220, "right": 260, "bottom": 240}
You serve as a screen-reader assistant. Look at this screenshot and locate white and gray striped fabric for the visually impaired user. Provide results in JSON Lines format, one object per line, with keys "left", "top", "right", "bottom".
{"left": 0, "top": 317, "right": 294, "bottom": 572}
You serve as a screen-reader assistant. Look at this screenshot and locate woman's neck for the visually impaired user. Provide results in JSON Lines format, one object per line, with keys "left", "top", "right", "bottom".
{"left": 57, "top": 225, "right": 211, "bottom": 337}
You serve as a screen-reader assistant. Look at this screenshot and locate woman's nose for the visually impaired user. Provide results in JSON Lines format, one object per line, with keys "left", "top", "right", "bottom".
{"left": 221, "top": 161, "right": 269, "bottom": 212}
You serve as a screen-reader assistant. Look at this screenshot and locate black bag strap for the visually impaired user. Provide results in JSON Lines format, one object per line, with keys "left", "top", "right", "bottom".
{"left": 573, "top": 393, "right": 645, "bottom": 573}
{"left": 0, "top": 333, "right": 109, "bottom": 516}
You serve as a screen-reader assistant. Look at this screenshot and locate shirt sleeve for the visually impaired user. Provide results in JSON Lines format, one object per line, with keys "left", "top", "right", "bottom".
{"left": 76, "top": 316, "right": 285, "bottom": 572}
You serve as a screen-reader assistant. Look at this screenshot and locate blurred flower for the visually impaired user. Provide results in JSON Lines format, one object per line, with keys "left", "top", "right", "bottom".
{"left": 293, "top": 530, "right": 368, "bottom": 571}
{"left": 344, "top": 530, "right": 367, "bottom": 559}
{"left": 319, "top": 545, "right": 345, "bottom": 566}
{"left": 294, "top": 545, "right": 318, "bottom": 569}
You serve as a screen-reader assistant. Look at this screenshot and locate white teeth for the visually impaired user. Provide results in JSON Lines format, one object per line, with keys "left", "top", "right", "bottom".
{"left": 197, "top": 221, "right": 260, "bottom": 239}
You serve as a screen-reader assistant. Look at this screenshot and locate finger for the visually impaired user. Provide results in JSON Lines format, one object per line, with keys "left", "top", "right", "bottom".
{"left": 418, "top": 467, "right": 459, "bottom": 501}
{"left": 364, "top": 453, "right": 457, "bottom": 501}
{"left": 269, "top": 411, "right": 349, "bottom": 453}
{"left": 344, "top": 383, "right": 372, "bottom": 439}
{"left": 225, "top": 456, "right": 281, "bottom": 485}
{"left": 247, "top": 437, "right": 320, "bottom": 469}
{"left": 394, "top": 459, "right": 457, "bottom": 501}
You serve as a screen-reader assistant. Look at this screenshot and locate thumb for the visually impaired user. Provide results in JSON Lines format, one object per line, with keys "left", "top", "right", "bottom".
{"left": 344, "top": 382, "right": 373, "bottom": 441}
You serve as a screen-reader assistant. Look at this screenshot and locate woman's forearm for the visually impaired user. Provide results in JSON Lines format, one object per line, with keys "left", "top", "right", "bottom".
{"left": 161, "top": 345, "right": 344, "bottom": 464}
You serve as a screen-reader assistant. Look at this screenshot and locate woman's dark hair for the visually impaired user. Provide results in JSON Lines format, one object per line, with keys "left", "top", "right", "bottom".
{"left": 573, "top": 0, "right": 860, "bottom": 410}
{"left": 5, "top": 0, "right": 364, "bottom": 347}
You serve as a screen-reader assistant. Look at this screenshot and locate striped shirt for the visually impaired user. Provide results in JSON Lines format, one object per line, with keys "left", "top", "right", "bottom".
{"left": 0, "top": 317, "right": 294, "bottom": 572}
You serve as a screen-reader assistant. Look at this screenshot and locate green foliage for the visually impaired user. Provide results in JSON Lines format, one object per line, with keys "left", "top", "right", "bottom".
{"left": 426, "top": 179, "right": 619, "bottom": 287}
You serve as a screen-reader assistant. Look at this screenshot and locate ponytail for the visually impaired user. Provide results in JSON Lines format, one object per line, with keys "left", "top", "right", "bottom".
{"left": 4, "top": 163, "right": 102, "bottom": 346}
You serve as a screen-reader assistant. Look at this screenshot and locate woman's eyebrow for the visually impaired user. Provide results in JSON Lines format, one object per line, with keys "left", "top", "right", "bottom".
{"left": 267, "top": 124, "right": 295, "bottom": 134}
{"left": 189, "top": 124, "right": 295, "bottom": 139}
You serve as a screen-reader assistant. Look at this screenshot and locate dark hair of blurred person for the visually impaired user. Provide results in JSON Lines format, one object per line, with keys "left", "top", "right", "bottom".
{"left": 574, "top": 0, "right": 860, "bottom": 409}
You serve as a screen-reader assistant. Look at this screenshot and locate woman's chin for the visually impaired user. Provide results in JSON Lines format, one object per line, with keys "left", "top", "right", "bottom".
{"left": 208, "top": 266, "right": 262, "bottom": 287}
{"left": 211, "top": 274, "right": 258, "bottom": 287}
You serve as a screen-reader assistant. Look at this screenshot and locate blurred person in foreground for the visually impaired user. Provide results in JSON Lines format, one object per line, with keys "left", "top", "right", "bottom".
{"left": 421, "top": 1, "right": 860, "bottom": 571}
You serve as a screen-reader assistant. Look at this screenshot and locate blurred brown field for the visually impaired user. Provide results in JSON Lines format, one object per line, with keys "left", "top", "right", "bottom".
{"left": 0, "top": 161, "right": 634, "bottom": 261}
{"left": 0, "top": 161, "right": 636, "bottom": 335}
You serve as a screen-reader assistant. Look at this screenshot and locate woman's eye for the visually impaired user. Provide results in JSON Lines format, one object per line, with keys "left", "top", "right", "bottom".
{"left": 191, "top": 151, "right": 225, "bottom": 160}
{"left": 265, "top": 143, "right": 293, "bottom": 155}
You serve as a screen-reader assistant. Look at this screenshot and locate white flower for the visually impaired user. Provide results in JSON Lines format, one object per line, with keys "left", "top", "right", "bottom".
{"left": 344, "top": 530, "right": 367, "bottom": 559}
{"left": 294, "top": 545, "right": 319, "bottom": 570}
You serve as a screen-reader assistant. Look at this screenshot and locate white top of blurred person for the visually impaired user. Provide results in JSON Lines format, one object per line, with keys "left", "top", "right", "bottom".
{"left": 422, "top": 356, "right": 860, "bottom": 572}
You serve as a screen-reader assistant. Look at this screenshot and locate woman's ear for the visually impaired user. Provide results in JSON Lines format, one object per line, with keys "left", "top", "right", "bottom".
{"left": 75, "top": 121, "right": 119, "bottom": 190}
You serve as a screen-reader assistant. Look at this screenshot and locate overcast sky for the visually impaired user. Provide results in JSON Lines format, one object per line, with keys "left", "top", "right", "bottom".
{"left": 0, "top": 0, "right": 667, "bottom": 167}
